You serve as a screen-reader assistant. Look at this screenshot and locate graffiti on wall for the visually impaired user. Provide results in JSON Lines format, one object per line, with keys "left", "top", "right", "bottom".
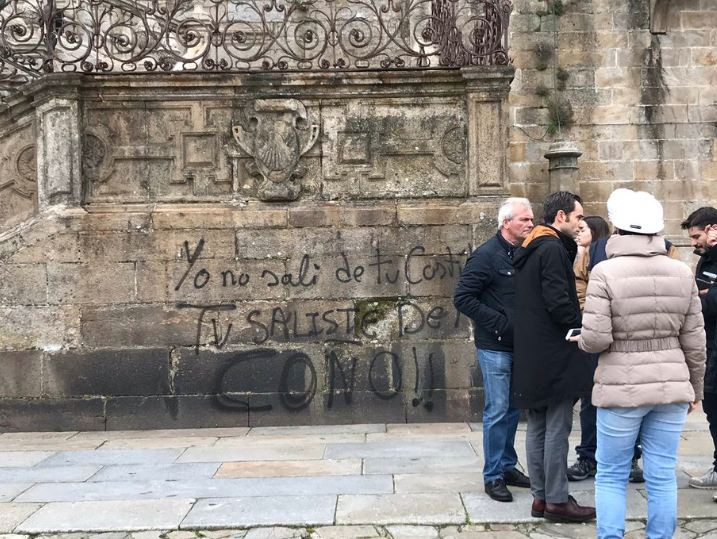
{"left": 173, "top": 237, "right": 472, "bottom": 414}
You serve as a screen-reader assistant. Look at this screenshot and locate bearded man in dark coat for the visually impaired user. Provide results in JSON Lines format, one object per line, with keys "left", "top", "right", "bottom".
{"left": 511, "top": 191, "right": 595, "bottom": 523}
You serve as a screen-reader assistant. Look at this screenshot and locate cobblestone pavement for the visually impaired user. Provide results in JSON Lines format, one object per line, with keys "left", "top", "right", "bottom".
{"left": 0, "top": 411, "right": 713, "bottom": 537}
{"left": 2, "top": 520, "right": 717, "bottom": 538}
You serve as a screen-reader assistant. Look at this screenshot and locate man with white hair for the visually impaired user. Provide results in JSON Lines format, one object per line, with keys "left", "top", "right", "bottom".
{"left": 454, "top": 197, "right": 534, "bottom": 502}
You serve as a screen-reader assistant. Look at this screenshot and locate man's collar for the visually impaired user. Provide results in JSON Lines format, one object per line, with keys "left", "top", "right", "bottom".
{"left": 497, "top": 230, "right": 516, "bottom": 249}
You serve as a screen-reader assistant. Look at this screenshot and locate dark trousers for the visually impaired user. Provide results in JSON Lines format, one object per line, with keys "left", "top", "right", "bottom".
{"left": 576, "top": 396, "right": 642, "bottom": 462}
{"left": 527, "top": 399, "right": 574, "bottom": 503}
{"left": 704, "top": 392, "right": 717, "bottom": 468}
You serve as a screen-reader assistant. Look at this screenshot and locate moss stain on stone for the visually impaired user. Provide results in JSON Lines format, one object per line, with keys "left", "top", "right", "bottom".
{"left": 353, "top": 297, "right": 400, "bottom": 338}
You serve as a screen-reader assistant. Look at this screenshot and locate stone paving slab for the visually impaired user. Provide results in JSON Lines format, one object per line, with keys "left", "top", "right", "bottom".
{"left": 180, "top": 496, "right": 336, "bottom": 528}
{"left": 394, "top": 473, "right": 484, "bottom": 493}
{"left": 178, "top": 445, "right": 326, "bottom": 463}
{"left": 245, "top": 528, "right": 304, "bottom": 539}
{"left": 214, "top": 435, "right": 366, "bottom": 447}
{"left": 16, "top": 475, "right": 394, "bottom": 503}
{"left": 0, "top": 485, "right": 32, "bottom": 503}
{"left": 0, "top": 433, "right": 77, "bottom": 442}
{"left": 216, "top": 459, "right": 361, "bottom": 478}
{"left": 0, "top": 504, "right": 42, "bottom": 533}
{"left": 461, "top": 491, "right": 540, "bottom": 524}
{"left": 16, "top": 500, "right": 195, "bottom": 533}
{"left": 0, "top": 452, "right": 54, "bottom": 468}
{"left": 88, "top": 463, "right": 221, "bottom": 482}
{"left": 365, "top": 433, "right": 483, "bottom": 443}
{"left": 385, "top": 423, "right": 472, "bottom": 434}
{"left": 309, "top": 525, "right": 381, "bottom": 538}
{"left": 335, "top": 493, "right": 465, "bottom": 525}
{"left": 362, "top": 456, "right": 482, "bottom": 475}
{"left": 246, "top": 425, "right": 385, "bottom": 436}
{"left": 71, "top": 428, "right": 250, "bottom": 441}
{"left": 676, "top": 488, "right": 717, "bottom": 518}
{"left": 385, "top": 524, "right": 440, "bottom": 537}
{"left": 100, "top": 437, "right": 219, "bottom": 450}
{"left": 0, "top": 466, "right": 101, "bottom": 483}
{"left": 38, "top": 449, "right": 184, "bottom": 467}
{"left": 325, "top": 441, "right": 476, "bottom": 460}
{"left": 0, "top": 441, "right": 104, "bottom": 452}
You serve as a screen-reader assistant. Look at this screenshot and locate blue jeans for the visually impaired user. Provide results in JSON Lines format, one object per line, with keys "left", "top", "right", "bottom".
{"left": 596, "top": 403, "right": 687, "bottom": 539}
{"left": 477, "top": 349, "right": 520, "bottom": 482}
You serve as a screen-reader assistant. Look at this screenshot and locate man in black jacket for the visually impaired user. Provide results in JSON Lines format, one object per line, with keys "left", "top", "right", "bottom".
{"left": 682, "top": 207, "right": 717, "bottom": 491}
{"left": 454, "top": 197, "right": 534, "bottom": 502}
{"left": 512, "top": 191, "right": 595, "bottom": 522}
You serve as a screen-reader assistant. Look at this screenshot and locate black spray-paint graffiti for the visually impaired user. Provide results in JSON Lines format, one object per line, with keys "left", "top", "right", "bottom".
{"left": 177, "top": 301, "right": 463, "bottom": 352}
{"left": 173, "top": 237, "right": 466, "bottom": 414}
{"left": 211, "top": 346, "right": 438, "bottom": 413}
{"left": 174, "top": 238, "right": 468, "bottom": 292}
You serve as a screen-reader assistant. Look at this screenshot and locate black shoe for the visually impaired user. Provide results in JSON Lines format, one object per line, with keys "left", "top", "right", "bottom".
{"left": 504, "top": 468, "right": 531, "bottom": 488}
{"left": 485, "top": 479, "right": 513, "bottom": 502}
{"left": 629, "top": 458, "right": 645, "bottom": 483}
{"left": 567, "top": 458, "right": 597, "bottom": 481}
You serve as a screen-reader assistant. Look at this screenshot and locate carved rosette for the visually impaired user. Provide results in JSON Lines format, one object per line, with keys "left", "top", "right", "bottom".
{"left": 232, "top": 99, "right": 319, "bottom": 201}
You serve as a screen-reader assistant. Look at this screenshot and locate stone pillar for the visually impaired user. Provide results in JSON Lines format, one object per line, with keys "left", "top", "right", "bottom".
{"left": 544, "top": 141, "right": 582, "bottom": 195}
{"left": 35, "top": 77, "right": 82, "bottom": 210}
{"left": 461, "top": 67, "right": 515, "bottom": 196}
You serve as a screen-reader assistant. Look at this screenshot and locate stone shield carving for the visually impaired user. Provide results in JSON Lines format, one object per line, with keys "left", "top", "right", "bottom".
{"left": 232, "top": 99, "right": 319, "bottom": 201}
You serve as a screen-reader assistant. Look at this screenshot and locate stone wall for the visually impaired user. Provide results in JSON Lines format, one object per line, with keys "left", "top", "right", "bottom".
{"left": 0, "top": 69, "right": 512, "bottom": 430}
{"left": 507, "top": 0, "right": 716, "bottom": 245}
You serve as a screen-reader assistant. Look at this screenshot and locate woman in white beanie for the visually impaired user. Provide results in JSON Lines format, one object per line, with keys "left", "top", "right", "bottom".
{"left": 573, "top": 188, "right": 706, "bottom": 538}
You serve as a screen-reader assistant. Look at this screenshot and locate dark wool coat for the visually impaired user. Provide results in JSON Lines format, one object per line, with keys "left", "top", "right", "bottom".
{"left": 696, "top": 246, "right": 717, "bottom": 394}
{"left": 511, "top": 225, "right": 593, "bottom": 409}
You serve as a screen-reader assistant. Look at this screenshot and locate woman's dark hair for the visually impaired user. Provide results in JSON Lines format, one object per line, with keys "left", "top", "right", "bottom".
{"left": 543, "top": 191, "right": 582, "bottom": 224}
{"left": 583, "top": 216, "right": 611, "bottom": 242}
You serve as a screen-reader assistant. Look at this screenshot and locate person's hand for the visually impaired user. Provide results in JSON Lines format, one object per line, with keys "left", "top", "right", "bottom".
{"left": 705, "top": 224, "right": 717, "bottom": 247}
{"left": 700, "top": 288, "right": 710, "bottom": 296}
{"left": 568, "top": 335, "right": 580, "bottom": 342}
{"left": 688, "top": 401, "right": 701, "bottom": 414}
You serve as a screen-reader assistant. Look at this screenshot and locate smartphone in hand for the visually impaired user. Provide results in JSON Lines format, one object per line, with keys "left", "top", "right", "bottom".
{"left": 565, "top": 328, "right": 581, "bottom": 340}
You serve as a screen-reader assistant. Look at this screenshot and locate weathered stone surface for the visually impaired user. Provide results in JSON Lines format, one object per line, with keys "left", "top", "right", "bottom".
{"left": 47, "top": 263, "right": 135, "bottom": 305}
{"left": 0, "top": 306, "right": 80, "bottom": 351}
{"left": 216, "top": 458, "right": 360, "bottom": 478}
{"left": 0, "top": 352, "right": 42, "bottom": 398}
{"left": 0, "top": 122, "right": 37, "bottom": 229}
{"left": 2, "top": 0, "right": 713, "bottom": 434}
{"left": 335, "top": 493, "right": 465, "bottom": 525}
{"left": 16, "top": 500, "right": 194, "bottom": 533}
{"left": 0, "top": 399, "right": 105, "bottom": 432}
{"left": 43, "top": 350, "right": 170, "bottom": 397}
{"left": 0, "top": 503, "right": 43, "bottom": 533}
{"left": 181, "top": 496, "right": 335, "bottom": 528}
{"left": 104, "top": 396, "right": 249, "bottom": 430}
{"left": 88, "top": 463, "right": 218, "bottom": 483}
{"left": 0, "top": 264, "right": 46, "bottom": 304}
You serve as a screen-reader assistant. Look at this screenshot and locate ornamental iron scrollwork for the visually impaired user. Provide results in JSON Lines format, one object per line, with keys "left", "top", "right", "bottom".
{"left": 0, "top": 0, "right": 511, "bottom": 94}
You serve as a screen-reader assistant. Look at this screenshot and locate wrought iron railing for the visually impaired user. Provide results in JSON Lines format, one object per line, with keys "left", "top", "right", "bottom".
{"left": 0, "top": 0, "right": 511, "bottom": 92}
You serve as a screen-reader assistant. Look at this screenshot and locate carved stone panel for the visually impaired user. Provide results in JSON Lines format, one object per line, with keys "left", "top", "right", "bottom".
{"left": 84, "top": 104, "right": 232, "bottom": 203}
{"left": 82, "top": 95, "right": 470, "bottom": 204}
{"left": 321, "top": 100, "right": 467, "bottom": 199}
{"left": 0, "top": 123, "right": 37, "bottom": 228}
{"left": 230, "top": 99, "right": 320, "bottom": 202}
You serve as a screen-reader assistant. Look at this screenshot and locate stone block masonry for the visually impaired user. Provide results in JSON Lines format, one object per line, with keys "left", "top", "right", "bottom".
{"left": 507, "top": 0, "right": 717, "bottom": 249}
{"left": 0, "top": 68, "right": 513, "bottom": 430}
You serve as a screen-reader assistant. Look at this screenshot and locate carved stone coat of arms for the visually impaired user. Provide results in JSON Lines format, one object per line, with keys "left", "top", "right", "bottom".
{"left": 232, "top": 99, "right": 319, "bottom": 201}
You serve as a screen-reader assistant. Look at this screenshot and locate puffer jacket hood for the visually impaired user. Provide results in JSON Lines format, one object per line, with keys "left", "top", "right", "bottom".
{"left": 578, "top": 234, "right": 706, "bottom": 408}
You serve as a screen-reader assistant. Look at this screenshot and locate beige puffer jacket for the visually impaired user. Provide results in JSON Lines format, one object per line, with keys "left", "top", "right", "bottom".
{"left": 578, "top": 234, "right": 706, "bottom": 408}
